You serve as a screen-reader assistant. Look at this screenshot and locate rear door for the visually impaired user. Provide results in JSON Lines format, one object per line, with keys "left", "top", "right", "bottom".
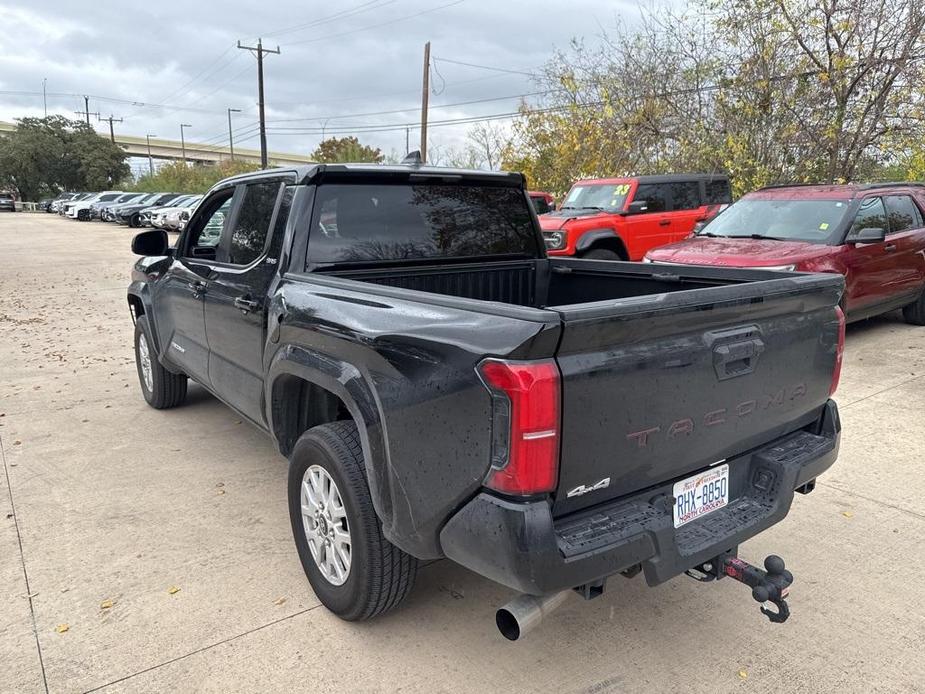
{"left": 202, "top": 179, "right": 292, "bottom": 425}
{"left": 881, "top": 194, "right": 925, "bottom": 300}
{"left": 549, "top": 273, "right": 843, "bottom": 516}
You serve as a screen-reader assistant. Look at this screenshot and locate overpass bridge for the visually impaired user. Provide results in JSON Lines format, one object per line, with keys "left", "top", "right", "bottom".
{"left": 0, "top": 121, "right": 314, "bottom": 167}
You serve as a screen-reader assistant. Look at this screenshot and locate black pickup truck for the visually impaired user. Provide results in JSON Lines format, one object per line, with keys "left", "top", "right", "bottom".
{"left": 127, "top": 163, "right": 845, "bottom": 639}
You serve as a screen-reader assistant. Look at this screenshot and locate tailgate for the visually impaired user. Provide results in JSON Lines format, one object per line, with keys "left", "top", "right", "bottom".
{"left": 550, "top": 273, "right": 844, "bottom": 517}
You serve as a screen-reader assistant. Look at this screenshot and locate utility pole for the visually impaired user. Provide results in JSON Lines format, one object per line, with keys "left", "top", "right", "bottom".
{"left": 76, "top": 96, "right": 98, "bottom": 125}
{"left": 42, "top": 78, "right": 47, "bottom": 118}
{"left": 420, "top": 42, "right": 431, "bottom": 163}
{"left": 405, "top": 127, "right": 410, "bottom": 155}
{"left": 237, "top": 38, "right": 280, "bottom": 169}
{"left": 146, "top": 135, "right": 157, "bottom": 175}
{"left": 180, "top": 123, "right": 192, "bottom": 163}
{"left": 227, "top": 107, "right": 242, "bottom": 160}
{"left": 99, "top": 114, "right": 122, "bottom": 142}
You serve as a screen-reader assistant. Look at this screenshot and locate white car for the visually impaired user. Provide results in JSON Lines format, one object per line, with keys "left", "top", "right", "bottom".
{"left": 147, "top": 195, "right": 199, "bottom": 229}
{"left": 65, "top": 191, "right": 124, "bottom": 220}
{"left": 165, "top": 195, "right": 203, "bottom": 231}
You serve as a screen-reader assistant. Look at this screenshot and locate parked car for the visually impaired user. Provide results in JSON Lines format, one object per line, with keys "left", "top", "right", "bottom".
{"left": 68, "top": 192, "right": 126, "bottom": 220}
{"left": 60, "top": 192, "right": 102, "bottom": 217}
{"left": 645, "top": 182, "right": 925, "bottom": 325}
{"left": 528, "top": 191, "right": 555, "bottom": 214}
{"left": 143, "top": 195, "right": 199, "bottom": 229}
{"left": 539, "top": 174, "right": 732, "bottom": 260}
{"left": 51, "top": 193, "right": 86, "bottom": 213}
{"left": 114, "top": 193, "right": 182, "bottom": 227}
{"left": 0, "top": 192, "right": 15, "bottom": 211}
{"left": 160, "top": 195, "right": 203, "bottom": 231}
{"left": 103, "top": 193, "right": 157, "bottom": 222}
{"left": 93, "top": 193, "right": 147, "bottom": 220}
{"left": 127, "top": 163, "right": 844, "bottom": 639}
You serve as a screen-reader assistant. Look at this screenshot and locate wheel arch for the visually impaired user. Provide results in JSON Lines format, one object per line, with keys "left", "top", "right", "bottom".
{"left": 575, "top": 228, "right": 629, "bottom": 259}
{"left": 267, "top": 345, "right": 395, "bottom": 534}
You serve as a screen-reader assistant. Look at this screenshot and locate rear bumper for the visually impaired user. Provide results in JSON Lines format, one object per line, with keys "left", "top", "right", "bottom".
{"left": 440, "top": 400, "right": 840, "bottom": 595}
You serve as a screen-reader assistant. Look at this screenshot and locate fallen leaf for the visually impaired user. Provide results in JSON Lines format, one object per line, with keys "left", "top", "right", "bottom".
{"left": 55, "top": 624, "right": 69, "bottom": 634}
{"left": 216, "top": 489, "right": 226, "bottom": 496}
{"left": 167, "top": 586, "right": 181, "bottom": 595}
{"left": 13, "top": 440, "right": 21, "bottom": 446}
{"left": 842, "top": 511, "right": 854, "bottom": 518}
{"left": 273, "top": 597, "right": 286, "bottom": 606}
{"left": 738, "top": 670, "right": 748, "bottom": 680}
{"left": 100, "top": 599, "right": 114, "bottom": 609}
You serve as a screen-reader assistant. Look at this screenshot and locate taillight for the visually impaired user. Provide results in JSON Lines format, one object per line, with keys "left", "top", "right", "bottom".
{"left": 478, "top": 359, "right": 561, "bottom": 495}
{"left": 830, "top": 305, "right": 846, "bottom": 396}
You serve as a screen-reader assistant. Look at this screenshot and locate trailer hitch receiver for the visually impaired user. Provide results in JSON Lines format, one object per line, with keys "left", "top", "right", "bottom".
{"left": 687, "top": 553, "right": 793, "bottom": 623}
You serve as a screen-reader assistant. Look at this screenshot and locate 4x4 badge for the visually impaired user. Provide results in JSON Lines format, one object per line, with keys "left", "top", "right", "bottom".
{"left": 566, "top": 477, "right": 611, "bottom": 498}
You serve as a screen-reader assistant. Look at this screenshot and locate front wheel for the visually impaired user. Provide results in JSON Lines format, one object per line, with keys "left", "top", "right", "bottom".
{"left": 134, "top": 317, "right": 187, "bottom": 408}
{"left": 288, "top": 421, "right": 418, "bottom": 621}
{"left": 902, "top": 292, "right": 925, "bottom": 325}
{"left": 129, "top": 213, "right": 143, "bottom": 228}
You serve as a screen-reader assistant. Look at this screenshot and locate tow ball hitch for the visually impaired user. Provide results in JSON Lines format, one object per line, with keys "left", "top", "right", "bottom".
{"left": 686, "top": 553, "right": 794, "bottom": 623}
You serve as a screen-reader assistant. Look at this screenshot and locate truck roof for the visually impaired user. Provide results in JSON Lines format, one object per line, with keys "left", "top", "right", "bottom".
{"left": 213, "top": 163, "right": 526, "bottom": 189}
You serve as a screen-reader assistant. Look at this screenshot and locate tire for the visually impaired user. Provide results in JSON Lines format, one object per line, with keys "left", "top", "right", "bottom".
{"left": 128, "top": 213, "right": 142, "bottom": 228}
{"left": 582, "top": 248, "right": 623, "bottom": 261}
{"left": 902, "top": 292, "right": 925, "bottom": 325}
{"left": 288, "top": 421, "right": 418, "bottom": 621}
{"left": 133, "top": 317, "right": 187, "bottom": 409}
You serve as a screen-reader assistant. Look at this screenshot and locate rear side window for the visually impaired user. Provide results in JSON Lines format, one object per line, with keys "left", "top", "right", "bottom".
{"left": 668, "top": 181, "right": 701, "bottom": 210}
{"left": 883, "top": 195, "right": 924, "bottom": 234}
{"left": 306, "top": 183, "right": 540, "bottom": 265}
{"left": 227, "top": 182, "right": 281, "bottom": 265}
{"left": 705, "top": 179, "right": 732, "bottom": 204}
{"left": 632, "top": 183, "right": 669, "bottom": 213}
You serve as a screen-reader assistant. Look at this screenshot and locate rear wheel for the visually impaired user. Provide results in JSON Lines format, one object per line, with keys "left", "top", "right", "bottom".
{"left": 134, "top": 317, "right": 187, "bottom": 409}
{"left": 288, "top": 421, "right": 418, "bottom": 621}
{"left": 129, "top": 213, "right": 142, "bottom": 228}
{"left": 902, "top": 292, "right": 925, "bottom": 325}
{"left": 582, "top": 248, "right": 623, "bottom": 261}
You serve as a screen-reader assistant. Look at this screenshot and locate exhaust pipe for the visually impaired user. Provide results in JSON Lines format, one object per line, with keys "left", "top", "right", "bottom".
{"left": 495, "top": 590, "right": 571, "bottom": 641}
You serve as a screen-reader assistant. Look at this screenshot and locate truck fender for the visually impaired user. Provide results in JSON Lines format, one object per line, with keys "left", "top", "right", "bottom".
{"left": 127, "top": 281, "right": 162, "bottom": 351}
{"left": 575, "top": 227, "right": 627, "bottom": 254}
{"left": 266, "top": 344, "right": 401, "bottom": 545}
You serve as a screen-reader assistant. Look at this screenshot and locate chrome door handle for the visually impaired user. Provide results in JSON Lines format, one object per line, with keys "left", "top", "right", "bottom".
{"left": 187, "top": 280, "right": 207, "bottom": 293}
{"left": 884, "top": 243, "right": 897, "bottom": 252}
{"left": 234, "top": 296, "right": 260, "bottom": 313}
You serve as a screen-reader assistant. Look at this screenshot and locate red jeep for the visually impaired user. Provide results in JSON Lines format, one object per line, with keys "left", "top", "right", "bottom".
{"left": 538, "top": 174, "right": 731, "bottom": 260}
{"left": 645, "top": 183, "right": 925, "bottom": 324}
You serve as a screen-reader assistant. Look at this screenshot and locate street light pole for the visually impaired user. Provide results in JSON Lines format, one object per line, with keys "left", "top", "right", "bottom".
{"left": 146, "top": 134, "right": 157, "bottom": 175}
{"left": 227, "top": 108, "right": 241, "bottom": 161}
{"left": 180, "top": 123, "right": 192, "bottom": 163}
{"left": 42, "top": 78, "right": 47, "bottom": 118}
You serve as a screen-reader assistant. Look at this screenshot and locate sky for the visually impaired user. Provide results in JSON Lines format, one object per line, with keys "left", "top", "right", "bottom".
{"left": 0, "top": 0, "right": 648, "bottom": 172}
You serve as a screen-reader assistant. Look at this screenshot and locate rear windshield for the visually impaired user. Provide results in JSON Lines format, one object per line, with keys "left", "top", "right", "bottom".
{"left": 702, "top": 198, "right": 850, "bottom": 242}
{"left": 561, "top": 183, "right": 631, "bottom": 212}
{"left": 306, "top": 183, "right": 540, "bottom": 265}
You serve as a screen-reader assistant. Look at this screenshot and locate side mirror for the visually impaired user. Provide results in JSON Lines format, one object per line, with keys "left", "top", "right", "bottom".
{"left": 626, "top": 200, "right": 649, "bottom": 214}
{"left": 846, "top": 227, "right": 885, "bottom": 245}
{"left": 132, "top": 229, "right": 169, "bottom": 256}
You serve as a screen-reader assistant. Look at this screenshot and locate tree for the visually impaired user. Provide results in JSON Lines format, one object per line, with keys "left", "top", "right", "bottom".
{"left": 504, "top": 0, "right": 925, "bottom": 195}
{"left": 130, "top": 160, "right": 259, "bottom": 194}
{"left": 0, "top": 116, "right": 129, "bottom": 200}
{"left": 310, "top": 136, "right": 383, "bottom": 163}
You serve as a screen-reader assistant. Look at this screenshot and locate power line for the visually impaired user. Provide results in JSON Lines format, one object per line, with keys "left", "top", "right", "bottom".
{"left": 286, "top": 0, "right": 467, "bottom": 45}
{"left": 431, "top": 56, "right": 540, "bottom": 77}
{"left": 260, "top": 0, "right": 397, "bottom": 39}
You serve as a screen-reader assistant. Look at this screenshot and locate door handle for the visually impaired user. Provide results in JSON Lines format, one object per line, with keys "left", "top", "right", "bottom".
{"left": 884, "top": 243, "right": 897, "bottom": 252}
{"left": 659, "top": 220, "right": 671, "bottom": 227}
{"left": 234, "top": 296, "right": 260, "bottom": 313}
{"left": 187, "top": 280, "right": 207, "bottom": 294}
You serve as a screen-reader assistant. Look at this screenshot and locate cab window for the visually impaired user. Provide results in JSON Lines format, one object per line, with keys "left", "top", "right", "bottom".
{"left": 184, "top": 193, "right": 234, "bottom": 260}
{"left": 668, "top": 181, "right": 701, "bottom": 210}
{"left": 632, "top": 183, "right": 669, "bottom": 213}
{"left": 227, "top": 182, "right": 282, "bottom": 265}
{"left": 848, "top": 197, "right": 888, "bottom": 239}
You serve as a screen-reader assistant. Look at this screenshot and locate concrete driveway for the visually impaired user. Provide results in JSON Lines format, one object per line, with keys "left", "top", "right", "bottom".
{"left": 1, "top": 214, "right": 923, "bottom": 693}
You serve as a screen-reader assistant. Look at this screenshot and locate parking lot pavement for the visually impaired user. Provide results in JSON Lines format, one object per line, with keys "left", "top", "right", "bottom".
{"left": 1, "top": 213, "right": 923, "bottom": 694}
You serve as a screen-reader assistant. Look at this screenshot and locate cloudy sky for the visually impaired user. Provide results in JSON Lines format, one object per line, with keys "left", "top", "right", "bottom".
{"left": 1, "top": 1, "right": 647, "bottom": 171}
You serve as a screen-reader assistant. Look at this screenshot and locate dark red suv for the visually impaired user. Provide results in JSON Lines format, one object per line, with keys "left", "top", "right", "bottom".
{"left": 645, "top": 183, "right": 925, "bottom": 324}
{"left": 538, "top": 174, "right": 731, "bottom": 260}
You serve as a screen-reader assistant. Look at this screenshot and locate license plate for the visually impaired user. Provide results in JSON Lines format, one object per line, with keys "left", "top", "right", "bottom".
{"left": 673, "top": 464, "right": 729, "bottom": 528}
